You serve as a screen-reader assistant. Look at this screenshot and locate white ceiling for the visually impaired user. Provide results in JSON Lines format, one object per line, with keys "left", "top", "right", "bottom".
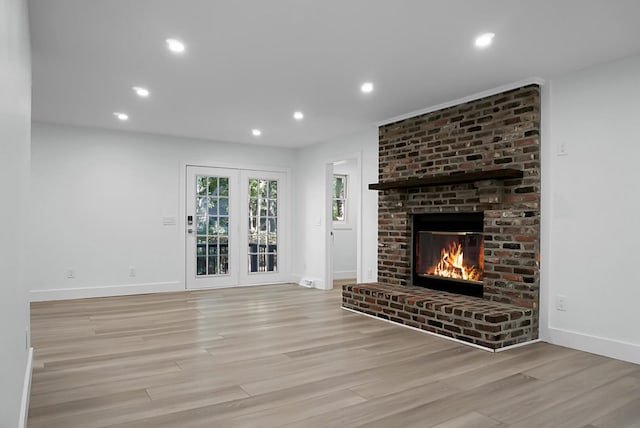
{"left": 29, "top": 0, "right": 640, "bottom": 148}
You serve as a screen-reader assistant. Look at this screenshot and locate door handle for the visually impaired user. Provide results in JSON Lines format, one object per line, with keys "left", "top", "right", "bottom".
{"left": 187, "top": 228, "right": 194, "bottom": 234}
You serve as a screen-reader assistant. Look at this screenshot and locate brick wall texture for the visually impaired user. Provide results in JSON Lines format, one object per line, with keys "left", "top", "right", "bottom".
{"left": 376, "top": 84, "right": 541, "bottom": 338}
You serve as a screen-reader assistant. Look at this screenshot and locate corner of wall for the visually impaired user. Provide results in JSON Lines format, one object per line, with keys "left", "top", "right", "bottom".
{"left": 18, "top": 348, "right": 33, "bottom": 428}
{"left": 538, "top": 79, "right": 552, "bottom": 343}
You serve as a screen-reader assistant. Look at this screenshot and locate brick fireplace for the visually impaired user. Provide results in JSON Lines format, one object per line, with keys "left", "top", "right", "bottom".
{"left": 343, "top": 84, "right": 541, "bottom": 350}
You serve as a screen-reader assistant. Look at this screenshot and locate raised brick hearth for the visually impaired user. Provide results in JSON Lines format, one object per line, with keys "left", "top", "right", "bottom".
{"left": 343, "top": 84, "right": 541, "bottom": 350}
{"left": 343, "top": 283, "right": 533, "bottom": 349}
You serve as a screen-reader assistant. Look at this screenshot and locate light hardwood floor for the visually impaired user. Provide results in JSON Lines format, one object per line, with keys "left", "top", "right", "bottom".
{"left": 29, "top": 284, "right": 640, "bottom": 427}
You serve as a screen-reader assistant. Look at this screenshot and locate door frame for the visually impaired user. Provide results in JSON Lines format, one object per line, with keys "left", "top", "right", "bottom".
{"left": 238, "top": 169, "right": 288, "bottom": 286}
{"left": 185, "top": 166, "right": 241, "bottom": 289}
{"left": 179, "top": 161, "right": 292, "bottom": 290}
{"left": 323, "top": 152, "right": 363, "bottom": 289}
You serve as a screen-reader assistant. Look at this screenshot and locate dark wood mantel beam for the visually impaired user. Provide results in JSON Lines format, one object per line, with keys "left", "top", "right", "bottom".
{"left": 368, "top": 168, "right": 523, "bottom": 191}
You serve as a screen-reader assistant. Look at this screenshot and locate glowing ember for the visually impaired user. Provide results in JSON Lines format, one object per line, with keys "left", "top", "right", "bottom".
{"left": 427, "top": 241, "right": 483, "bottom": 282}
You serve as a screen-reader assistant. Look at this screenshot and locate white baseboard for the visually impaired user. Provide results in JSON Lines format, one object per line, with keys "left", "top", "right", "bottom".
{"left": 547, "top": 326, "right": 640, "bottom": 365}
{"left": 29, "top": 281, "right": 183, "bottom": 302}
{"left": 342, "top": 307, "right": 543, "bottom": 353}
{"left": 341, "top": 306, "right": 495, "bottom": 352}
{"left": 333, "top": 270, "right": 357, "bottom": 280}
{"left": 291, "top": 274, "right": 310, "bottom": 287}
{"left": 188, "top": 282, "right": 288, "bottom": 291}
{"left": 19, "top": 347, "right": 33, "bottom": 428}
{"left": 494, "top": 339, "right": 542, "bottom": 353}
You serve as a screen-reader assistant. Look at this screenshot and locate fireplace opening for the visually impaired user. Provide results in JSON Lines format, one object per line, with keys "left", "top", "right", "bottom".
{"left": 412, "top": 212, "right": 484, "bottom": 298}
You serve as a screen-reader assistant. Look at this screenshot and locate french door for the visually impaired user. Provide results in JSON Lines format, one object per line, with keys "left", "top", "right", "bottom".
{"left": 186, "top": 166, "right": 286, "bottom": 289}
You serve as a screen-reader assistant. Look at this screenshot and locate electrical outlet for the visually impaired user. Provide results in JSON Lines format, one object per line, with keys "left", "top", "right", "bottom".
{"left": 66, "top": 269, "right": 75, "bottom": 279}
{"left": 556, "top": 294, "right": 568, "bottom": 311}
{"left": 129, "top": 266, "right": 136, "bottom": 277}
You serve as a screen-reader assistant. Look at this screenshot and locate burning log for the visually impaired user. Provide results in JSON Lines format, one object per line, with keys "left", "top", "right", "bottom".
{"left": 428, "top": 241, "right": 482, "bottom": 282}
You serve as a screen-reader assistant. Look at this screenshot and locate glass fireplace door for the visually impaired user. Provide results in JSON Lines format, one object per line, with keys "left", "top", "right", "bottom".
{"left": 415, "top": 231, "right": 484, "bottom": 283}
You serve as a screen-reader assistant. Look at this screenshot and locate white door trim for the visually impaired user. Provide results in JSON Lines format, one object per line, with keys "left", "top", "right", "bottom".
{"left": 180, "top": 161, "right": 292, "bottom": 290}
{"left": 323, "top": 151, "right": 363, "bottom": 289}
{"left": 186, "top": 166, "right": 240, "bottom": 289}
{"left": 239, "top": 170, "right": 289, "bottom": 285}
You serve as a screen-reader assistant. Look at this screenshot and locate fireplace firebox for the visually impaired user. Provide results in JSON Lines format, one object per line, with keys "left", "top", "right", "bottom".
{"left": 412, "top": 213, "right": 484, "bottom": 298}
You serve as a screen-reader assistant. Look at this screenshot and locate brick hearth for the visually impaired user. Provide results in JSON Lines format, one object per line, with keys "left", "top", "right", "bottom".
{"left": 344, "top": 84, "right": 541, "bottom": 349}
{"left": 343, "top": 283, "right": 533, "bottom": 349}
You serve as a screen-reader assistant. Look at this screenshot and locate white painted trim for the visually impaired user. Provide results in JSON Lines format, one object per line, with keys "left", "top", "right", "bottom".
{"left": 546, "top": 327, "right": 640, "bottom": 365}
{"left": 493, "top": 338, "right": 542, "bottom": 353}
{"left": 323, "top": 151, "right": 364, "bottom": 287}
{"left": 324, "top": 162, "right": 334, "bottom": 292}
{"left": 18, "top": 347, "right": 33, "bottom": 428}
{"left": 29, "top": 281, "right": 183, "bottom": 302}
{"left": 312, "top": 278, "right": 327, "bottom": 290}
{"left": 333, "top": 270, "right": 357, "bottom": 280}
{"left": 342, "top": 307, "right": 541, "bottom": 353}
{"left": 342, "top": 306, "right": 496, "bottom": 352}
{"left": 189, "top": 282, "right": 290, "bottom": 291}
{"left": 239, "top": 169, "right": 290, "bottom": 286}
{"left": 179, "top": 161, "right": 293, "bottom": 291}
{"left": 182, "top": 160, "right": 291, "bottom": 175}
{"left": 378, "top": 77, "right": 546, "bottom": 127}
{"left": 539, "top": 79, "right": 553, "bottom": 343}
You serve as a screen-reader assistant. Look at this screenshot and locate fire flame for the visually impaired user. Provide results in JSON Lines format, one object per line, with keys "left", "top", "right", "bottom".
{"left": 428, "top": 241, "right": 482, "bottom": 282}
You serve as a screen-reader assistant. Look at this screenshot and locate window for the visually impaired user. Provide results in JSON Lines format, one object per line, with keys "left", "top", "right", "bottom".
{"left": 248, "top": 178, "right": 278, "bottom": 273}
{"left": 332, "top": 174, "right": 347, "bottom": 222}
{"left": 195, "top": 175, "right": 230, "bottom": 276}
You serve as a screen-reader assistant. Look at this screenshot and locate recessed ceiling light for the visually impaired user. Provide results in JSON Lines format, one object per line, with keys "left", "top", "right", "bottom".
{"left": 361, "top": 82, "right": 374, "bottom": 93}
{"left": 113, "top": 112, "right": 129, "bottom": 121}
{"left": 166, "top": 38, "right": 185, "bottom": 54}
{"left": 252, "top": 129, "right": 262, "bottom": 137}
{"left": 293, "top": 111, "right": 304, "bottom": 120}
{"left": 132, "top": 86, "right": 150, "bottom": 98}
{"left": 475, "top": 32, "right": 495, "bottom": 48}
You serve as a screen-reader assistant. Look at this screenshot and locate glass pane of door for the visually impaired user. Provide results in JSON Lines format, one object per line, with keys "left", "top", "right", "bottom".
{"left": 248, "top": 178, "right": 278, "bottom": 273}
{"left": 195, "top": 175, "right": 230, "bottom": 276}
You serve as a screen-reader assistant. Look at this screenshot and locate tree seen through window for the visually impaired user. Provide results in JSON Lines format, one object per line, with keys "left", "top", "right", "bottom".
{"left": 332, "top": 175, "right": 347, "bottom": 222}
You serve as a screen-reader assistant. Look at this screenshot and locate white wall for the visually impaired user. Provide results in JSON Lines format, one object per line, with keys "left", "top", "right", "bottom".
{"left": 293, "top": 128, "right": 378, "bottom": 289}
{"left": 332, "top": 158, "right": 358, "bottom": 279}
{"left": 30, "top": 123, "right": 296, "bottom": 300}
{"left": 30, "top": 122, "right": 378, "bottom": 297}
{"left": 543, "top": 54, "right": 640, "bottom": 364}
{"left": 0, "top": 0, "right": 32, "bottom": 425}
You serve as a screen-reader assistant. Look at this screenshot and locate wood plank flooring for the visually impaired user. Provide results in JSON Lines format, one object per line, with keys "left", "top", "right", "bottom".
{"left": 29, "top": 284, "right": 640, "bottom": 427}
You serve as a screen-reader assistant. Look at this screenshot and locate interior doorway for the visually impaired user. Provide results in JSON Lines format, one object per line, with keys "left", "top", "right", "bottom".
{"left": 325, "top": 154, "right": 362, "bottom": 289}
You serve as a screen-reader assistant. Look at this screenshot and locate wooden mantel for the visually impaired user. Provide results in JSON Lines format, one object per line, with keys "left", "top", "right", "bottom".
{"left": 368, "top": 168, "right": 523, "bottom": 191}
